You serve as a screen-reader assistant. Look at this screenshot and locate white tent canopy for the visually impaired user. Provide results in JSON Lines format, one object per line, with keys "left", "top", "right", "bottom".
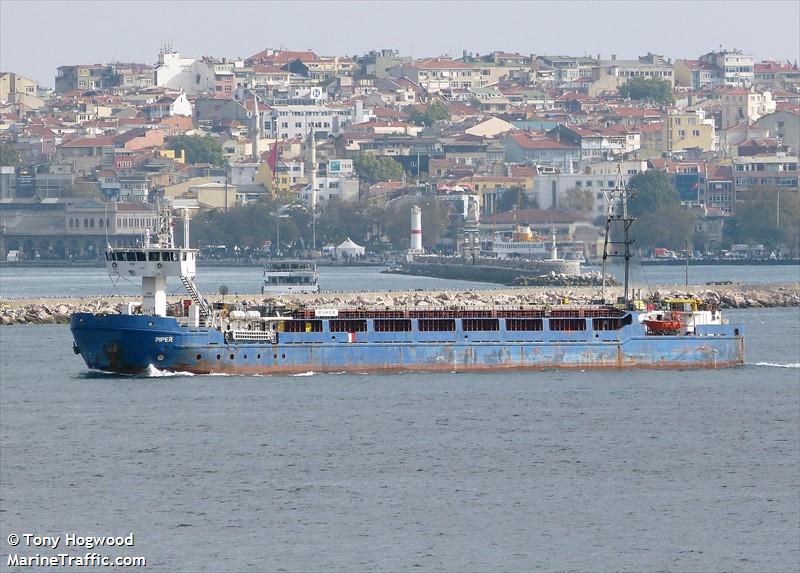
{"left": 335, "top": 237, "right": 365, "bottom": 258}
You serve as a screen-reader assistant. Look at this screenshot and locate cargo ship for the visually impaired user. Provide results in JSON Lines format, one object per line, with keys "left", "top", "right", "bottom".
{"left": 70, "top": 175, "right": 744, "bottom": 374}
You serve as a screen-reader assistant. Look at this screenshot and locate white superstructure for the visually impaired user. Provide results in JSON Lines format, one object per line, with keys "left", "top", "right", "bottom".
{"left": 261, "top": 261, "right": 320, "bottom": 294}
{"left": 105, "top": 206, "right": 208, "bottom": 323}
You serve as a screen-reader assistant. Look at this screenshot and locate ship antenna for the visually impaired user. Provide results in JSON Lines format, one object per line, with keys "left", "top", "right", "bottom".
{"left": 600, "top": 163, "right": 635, "bottom": 305}
{"left": 104, "top": 203, "right": 110, "bottom": 249}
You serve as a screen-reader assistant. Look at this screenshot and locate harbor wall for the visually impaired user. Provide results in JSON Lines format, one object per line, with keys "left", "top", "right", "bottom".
{"left": 399, "top": 257, "right": 581, "bottom": 284}
{"left": 2, "top": 284, "right": 798, "bottom": 325}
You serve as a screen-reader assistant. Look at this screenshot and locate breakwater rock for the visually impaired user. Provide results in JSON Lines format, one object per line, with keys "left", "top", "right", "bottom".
{"left": 0, "top": 299, "right": 123, "bottom": 326}
{"left": 2, "top": 284, "right": 798, "bottom": 326}
{"left": 514, "top": 271, "right": 616, "bottom": 287}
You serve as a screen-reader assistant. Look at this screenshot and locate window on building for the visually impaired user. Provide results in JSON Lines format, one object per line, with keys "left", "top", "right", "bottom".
{"left": 692, "top": 130, "right": 700, "bottom": 137}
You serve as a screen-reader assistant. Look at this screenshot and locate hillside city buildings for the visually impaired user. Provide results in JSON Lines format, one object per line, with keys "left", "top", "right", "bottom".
{"left": 1, "top": 45, "right": 798, "bottom": 260}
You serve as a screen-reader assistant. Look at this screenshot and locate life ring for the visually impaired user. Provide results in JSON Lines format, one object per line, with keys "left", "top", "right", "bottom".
{"left": 157, "top": 262, "right": 163, "bottom": 268}
{"left": 112, "top": 262, "right": 117, "bottom": 268}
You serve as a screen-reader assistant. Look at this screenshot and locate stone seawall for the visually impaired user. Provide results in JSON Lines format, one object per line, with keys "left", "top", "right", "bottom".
{"left": 398, "top": 257, "right": 582, "bottom": 284}
{"left": 2, "top": 283, "right": 798, "bottom": 326}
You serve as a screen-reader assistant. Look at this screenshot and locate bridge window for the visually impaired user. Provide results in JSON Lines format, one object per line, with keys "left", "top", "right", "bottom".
{"left": 148, "top": 252, "right": 159, "bottom": 261}
{"left": 125, "top": 251, "right": 136, "bottom": 261}
{"left": 330, "top": 319, "right": 368, "bottom": 332}
{"left": 90, "top": 219, "right": 95, "bottom": 228}
{"left": 506, "top": 318, "right": 543, "bottom": 331}
{"left": 136, "top": 251, "right": 146, "bottom": 261}
{"left": 463, "top": 318, "right": 499, "bottom": 331}
{"left": 374, "top": 319, "right": 412, "bottom": 332}
{"left": 418, "top": 319, "right": 456, "bottom": 332}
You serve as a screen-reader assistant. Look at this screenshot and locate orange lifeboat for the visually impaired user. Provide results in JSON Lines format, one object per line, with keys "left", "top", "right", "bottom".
{"left": 644, "top": 317, "right": 683, "bottom": 334}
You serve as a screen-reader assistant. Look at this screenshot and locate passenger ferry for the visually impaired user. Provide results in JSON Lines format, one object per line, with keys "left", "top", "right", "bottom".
{"left": 70, "top": 175, "right": 745, "bottom": 375}
{"left": 488, "top": 224, "right": 549, "bottom": 259}
{"left": 261, "top": 261, "right": 320, "bottom": 294}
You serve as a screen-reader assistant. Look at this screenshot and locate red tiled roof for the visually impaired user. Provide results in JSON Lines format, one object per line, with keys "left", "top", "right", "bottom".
{"left": 252, "top": 65, "right": 289, "bottom": 74}
{"left": 775, "top": 103, "right": 800, "bottom": 115}
{"left": 446, "top": 102, "right": 480, "bottom": 115}
{"left": 372, "top": 107, "right": 410, "bottom": 120}
{"left": 60, "top": 136, "right": 113, "bottom": 147}
{"left": 411, "top": 58, "right": 475, "bottom": 70}
{"left": 707, "top": 165, "right": 733, "bottom": 180}
{"left": 678, "top": 59, "right": 717, "bottom": 71}
{"left": 755, "top": 61, "right": 799, "bottom": 72}
{"left": 509, "top": 165, "right": 536, "bottom": 177}
{"left": 250, "top": 49, "right": 320, "bottom": 64}
{"left": 637, "top": 122, "right": 664, "bottom": 133}
{"left": 506, "top": 132, "right": 578, "bottom": 149}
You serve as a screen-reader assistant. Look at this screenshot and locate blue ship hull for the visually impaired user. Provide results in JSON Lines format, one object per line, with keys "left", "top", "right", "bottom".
{"left": 71, "top": 313, "right": 745, "bottom": 374}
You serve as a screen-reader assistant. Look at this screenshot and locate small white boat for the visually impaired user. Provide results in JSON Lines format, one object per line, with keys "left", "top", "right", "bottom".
{"left": 261, "top": 261, "right": 320, "bottom": 294}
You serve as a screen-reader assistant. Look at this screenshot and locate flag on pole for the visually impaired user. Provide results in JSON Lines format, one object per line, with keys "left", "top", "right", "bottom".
{"left": 267, "top": 142, "right": 278, "bottom": 172}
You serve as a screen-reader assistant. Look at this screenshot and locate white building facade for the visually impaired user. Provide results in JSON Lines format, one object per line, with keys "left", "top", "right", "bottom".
{"left": 154, "top": 51, "right": 215, "bottom": 95}
{"left": 263, "top": 101, "right": 372, "bottom": 140}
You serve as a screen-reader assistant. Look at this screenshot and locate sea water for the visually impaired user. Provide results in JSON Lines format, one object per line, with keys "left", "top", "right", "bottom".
{"left": 1, "top": 307, "right": 798, "bottom": 572}
{"left": 1, "top": 263, "right": 798, "bottom": 299}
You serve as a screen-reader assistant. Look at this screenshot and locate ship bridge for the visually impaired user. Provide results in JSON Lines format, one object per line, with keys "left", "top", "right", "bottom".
{"left": 104, "top": 206, "right": 207, "bottom": 320}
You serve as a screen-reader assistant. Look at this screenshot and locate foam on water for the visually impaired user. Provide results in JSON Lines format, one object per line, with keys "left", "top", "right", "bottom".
{"left": 752, "top": 362, "right": 800, "bottom": 369}
{"left": 145, "top": 364, "right": 196, "bottom": 377}
{"left": 292, "top": 371, "right": 316, "bottom": 377}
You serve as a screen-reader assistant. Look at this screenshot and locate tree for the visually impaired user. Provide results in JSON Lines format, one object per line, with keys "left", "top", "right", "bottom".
{"left": 563, "top": 187, "right": 594, "bottom": 213}
{"left": 634, "top": 204, "right": 695, "bottom": 250}
{"left": 190, "top": 195, "right": 309, "bottom": 255}
{"left": 724, "top": 187, "right": 800, "bottom": 254}
{"left": 619, "top": 77, "right": 674, "bottom": 105}
{"left": 0, "top": 143, "right": 20, "bottom": 166}
{"left": 627, "top": 170, "right": 694, "bottom": 250}
{"left": 627, "top": 170, "right": 681, "bottom": 217}
{"left": 315, "top": 201, "right": 388, "bottom": 250}
{"left": 62, "top": 180, "right": 103, "bottom": 199}
{"left": 165, "top": 135, "right": 225, "bottom": 166}
{"left": 384, "top": 197, "right": 450, "bottom": 251}
{"left": 496, "top": 186, "right": 538, "bottom": 212}
{"left": 408, "top": 101, "right": 450, "bottom": 127}
{"left": 352, "top": 152, "right": 405, "bottom": 184}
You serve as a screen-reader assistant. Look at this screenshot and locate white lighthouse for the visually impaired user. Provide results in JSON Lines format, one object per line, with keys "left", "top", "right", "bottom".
{"left": 409, "top": 205, "right": 423, "bottom": 254}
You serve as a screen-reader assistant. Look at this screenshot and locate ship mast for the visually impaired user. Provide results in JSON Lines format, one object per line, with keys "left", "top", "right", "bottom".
{"left": 601, "top": 164, "right": 635, "bottom": 305}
